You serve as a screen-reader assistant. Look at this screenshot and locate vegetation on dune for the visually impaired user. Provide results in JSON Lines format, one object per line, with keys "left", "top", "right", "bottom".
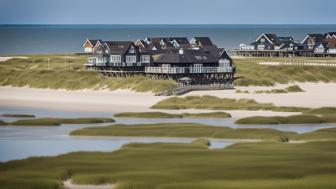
{"left": 1, "top": 141, "right": 336, "bottom": 189}
{"left": 9, "top": 117, "right": 115, "bottom": 126}
{"left": 151, "top": 95, "right": 310, "bottom": 112}
{"left": 191, "top": 138, "right": 211, "bottom": 148}
{"left": 71, "top": 123, "right": 295, "bottom": 141}
{"left": 304, "top": 107, "right": 336, "bottom": 115}
{"left": 233, "top": 57, "right": 336, "bottom": 86}
{"left": 114, "top": 111, "right": 231, "bottom": 118}
{"left": 1, "top": 114, "right": 35, "bottom": 118}
{"left": 0, "top": 55, "right": 176, "bottom": 92}
{"left": 235, "top": 114, "right": 336, "bottom": 125}
{"left": 253, "top": 85, "right": 305, "bottom": 94}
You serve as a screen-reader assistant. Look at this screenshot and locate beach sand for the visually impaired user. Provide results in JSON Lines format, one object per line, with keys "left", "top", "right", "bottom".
{"left": 63, "top": 179, "right": 114, "bottom": 189}
{"left": 0, "top": 82, "right": 334, "bottom": 118}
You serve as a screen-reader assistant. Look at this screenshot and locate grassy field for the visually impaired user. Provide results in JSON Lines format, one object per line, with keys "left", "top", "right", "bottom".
{"left": 151, "top": 96, "right": 309, "bottom": 112}
{"left": 1, "top": 56, "right": 336, "bottom": 92}
{"left": 235, "top": 114, "right": 336, "bottom": 125}
{"left": 233, "top": 57, "right": 336, "bottom": 86}
{"left": 70, "top": 123, "right": 296, "bottom": 141}
{"left": 6, "top": 117, "right": 115, "bottom": 126}
{"left": 1, "top": 140, "right": 336, "bottom": 189}
{"left": 0, "top": 55, "right": 176, "bottom": 92}
{"left": 114, "top": 111, "right": 231, "bottom": 118}
{"left": 303, "top": 107, "right": 336, "bottom": 115}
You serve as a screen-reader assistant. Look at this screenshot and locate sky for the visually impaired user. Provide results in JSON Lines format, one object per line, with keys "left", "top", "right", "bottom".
{"left": 0, "top": 0, "right": 335, "bottom": 25}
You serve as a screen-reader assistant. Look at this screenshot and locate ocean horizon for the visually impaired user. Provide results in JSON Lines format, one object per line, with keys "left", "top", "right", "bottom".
{"left": 1, "top": 24, "right": 336, "bottom": 55}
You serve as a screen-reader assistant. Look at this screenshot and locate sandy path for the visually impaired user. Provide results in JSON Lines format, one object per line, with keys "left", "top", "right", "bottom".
{"left": 259, "top": 61, "right": 336, "bottom": 67}
{"left": 63, "top": 179, "right": 114, "bottom": 189}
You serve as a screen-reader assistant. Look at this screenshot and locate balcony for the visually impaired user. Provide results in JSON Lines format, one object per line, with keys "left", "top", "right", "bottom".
{"left": 145, "top": 66, "right": 233, "bottom": 74}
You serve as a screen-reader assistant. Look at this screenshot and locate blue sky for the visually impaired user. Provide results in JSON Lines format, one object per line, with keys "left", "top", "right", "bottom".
{"left": 0, "top": 0, "right": 335, "bottom": 24}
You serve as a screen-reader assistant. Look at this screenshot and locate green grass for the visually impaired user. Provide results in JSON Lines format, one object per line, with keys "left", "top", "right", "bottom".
{"left": 151, "top": 96, "right": 310, "bottom": 112}
{"left": 71, "top": 123, "right": 295, "bottom": 141}
{"left": 233, "top": 57, "right": 336, "bottom": 86}
{"left": 253, "top": 85, "right": 305, "bottom": 94}
{"left": 1, "top": 114, "right": 35, "bottom": 118}
{"left": 114, "top": 111, "right": 231, "bottom": 118}
{"left": 1, "top": 140, "right": 336, "bottom": 189}
{"left": 0, "top": 55, "right": 176, "bottom": 92}
{"left": 235, "top": 114, "right": 336, "bottom": 125}
{"left": 9, "top": 117, "right": 115, "bottom": 126}
{"left": 304, "top": 107, "right": 336, "bottom": 115}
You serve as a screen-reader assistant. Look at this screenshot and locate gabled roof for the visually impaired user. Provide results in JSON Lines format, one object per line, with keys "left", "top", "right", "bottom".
{"left": 152, "top": 49, "right": 217, "bottom": 64}
{"left": 192, "top": 37, "right": 214, "bottom": 46}
{"left": 302, "top": 33, "right": 326, "bottom": 44}
{"left": 326, "top": 32, "right": 336, "bottom": 37}
{"left": 103, "top": 41, "right": 136, "bottom": 55}
{"left": 169, "top": 37, "right": 190, "bottom": 45}
{"left": 219, "top": 49, "right": 232, "bottom": 61}
{"left": 257, "top": 34, "right": 281, "bottom": 46}
{"left": 83, "top": 39, "right": 102, "bottom": 47}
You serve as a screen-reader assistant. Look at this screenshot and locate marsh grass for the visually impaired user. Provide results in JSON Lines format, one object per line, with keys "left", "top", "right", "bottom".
{"left": 235, "top": 114, "right": 336, "bottom": 125}
{"left": 0, "top": 55, "right": 176, "bottom": 92}
{"left": 70, "top": 123, "right": 295, "bottom": 140}
{"left": 114, "top": 111, "right": 231, "bottom": 118}
{"left": 9, "top": 117, "right": 115, "bottom": 126}
{"left": 1, "top": 141, "right": 336, "bottom": 189}
{"left": 151, "top": 96, "right": 310, "bottom": 112}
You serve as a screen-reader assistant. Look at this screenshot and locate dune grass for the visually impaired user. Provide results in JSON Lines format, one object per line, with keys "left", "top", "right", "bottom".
{"left": 0, "top": 55, "right": 176, "bottom": 92}
{"left": 304, "top": 107, "right": 336, "bottom": 115}
{"left": 235, "top": 114, "right": 336, "bottom": 125}
{"left": 1, "top": 140, "right": 336, "bottom": 189}
{"left": 9, "top": 117, "right": 115, "bottom": 126}
{"left": 71, "top": 123, "right": 295, "bottom": 141}
{"left": 114, "top": 111, "right": 231, "bottom": 119}
{"left": 253, "top": 85, "right": 305, "bottom": 94}
{"left": 151, "top": 95, "right": 310, "bottom": 112}
{"left": 233, "top": 57, "right": 336, "bottom": 86}
{"left": 1, "top": 114, "right": 35, "bottom": 118}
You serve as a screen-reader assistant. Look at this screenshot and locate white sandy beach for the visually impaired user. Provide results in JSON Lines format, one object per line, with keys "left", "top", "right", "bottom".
{"left": 1, "top": 82, "right": 335, "bottom": 118}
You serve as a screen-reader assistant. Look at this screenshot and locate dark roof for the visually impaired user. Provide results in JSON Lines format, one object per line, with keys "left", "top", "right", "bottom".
{"left": 278, "top": 37, "right": 294, "bottom": 44}
{"left": 305, "top": 34, "right": 326, "bottom": 43}
{"left": 169, "top": 37, "right": 190, "bottom": 45}
{"left": 152, "top": 49, "right": 217, "bottom": 64}
{"left": 219, "top": 49, "right": 232, "bottom": 61}
{"left": 137, "top": 40, "right": 149, "bottom": 48}
{"left": 193, "top": 37, "right": 213, "bottom": 46}
{"left": 326, "top": 32, "right": 336, "bottom": 37}
{"left": 104, "top": 41, "right": 135, "bottom": 55}
{"left": 263, "top": 34, "right": 281, "bottom": 46}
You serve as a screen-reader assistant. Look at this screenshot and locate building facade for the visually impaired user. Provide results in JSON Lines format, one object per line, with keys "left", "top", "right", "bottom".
{"left": 84, "top": 37, "right": 235, "bottom": 85}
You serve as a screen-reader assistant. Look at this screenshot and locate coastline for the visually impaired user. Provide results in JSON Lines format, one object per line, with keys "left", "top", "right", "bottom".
{"left": 1, "top": 83, "right": 335, "bottom": 118}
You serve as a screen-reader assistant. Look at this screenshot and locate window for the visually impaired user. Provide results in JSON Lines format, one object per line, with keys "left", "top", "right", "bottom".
{"left": 126, "top": 55, "right": 137, "bottom": 64}
{"left": 260, "top": 38, "right": 265, "bottom": 43}
{"left": 110, "top": 55, "right": 121, "bottom": 63}
{"left": 141, "top": 55, "right": 150, "bottom": 63}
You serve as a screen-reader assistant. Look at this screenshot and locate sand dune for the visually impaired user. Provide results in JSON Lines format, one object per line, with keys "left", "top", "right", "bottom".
{"left": 0, "top": 82, "right": 334, "bottom": 118}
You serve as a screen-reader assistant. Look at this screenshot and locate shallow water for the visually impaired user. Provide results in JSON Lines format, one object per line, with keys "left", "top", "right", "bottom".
{"left": 0, "top": 106, "right": 334, "bottom": 162}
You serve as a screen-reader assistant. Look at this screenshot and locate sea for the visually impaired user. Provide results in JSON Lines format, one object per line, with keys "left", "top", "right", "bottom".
{"left": 1, "top": 24, "right": 336, "bottom": 55}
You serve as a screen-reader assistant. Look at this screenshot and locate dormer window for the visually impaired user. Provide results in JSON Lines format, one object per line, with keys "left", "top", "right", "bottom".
{"left": 105, "top": 49, "right": 109, "bottom": 54}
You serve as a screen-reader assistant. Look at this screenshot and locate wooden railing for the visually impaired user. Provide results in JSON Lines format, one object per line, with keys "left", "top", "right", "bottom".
{"left": 145, "top": 66, "right": 233, "bottom": 74}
